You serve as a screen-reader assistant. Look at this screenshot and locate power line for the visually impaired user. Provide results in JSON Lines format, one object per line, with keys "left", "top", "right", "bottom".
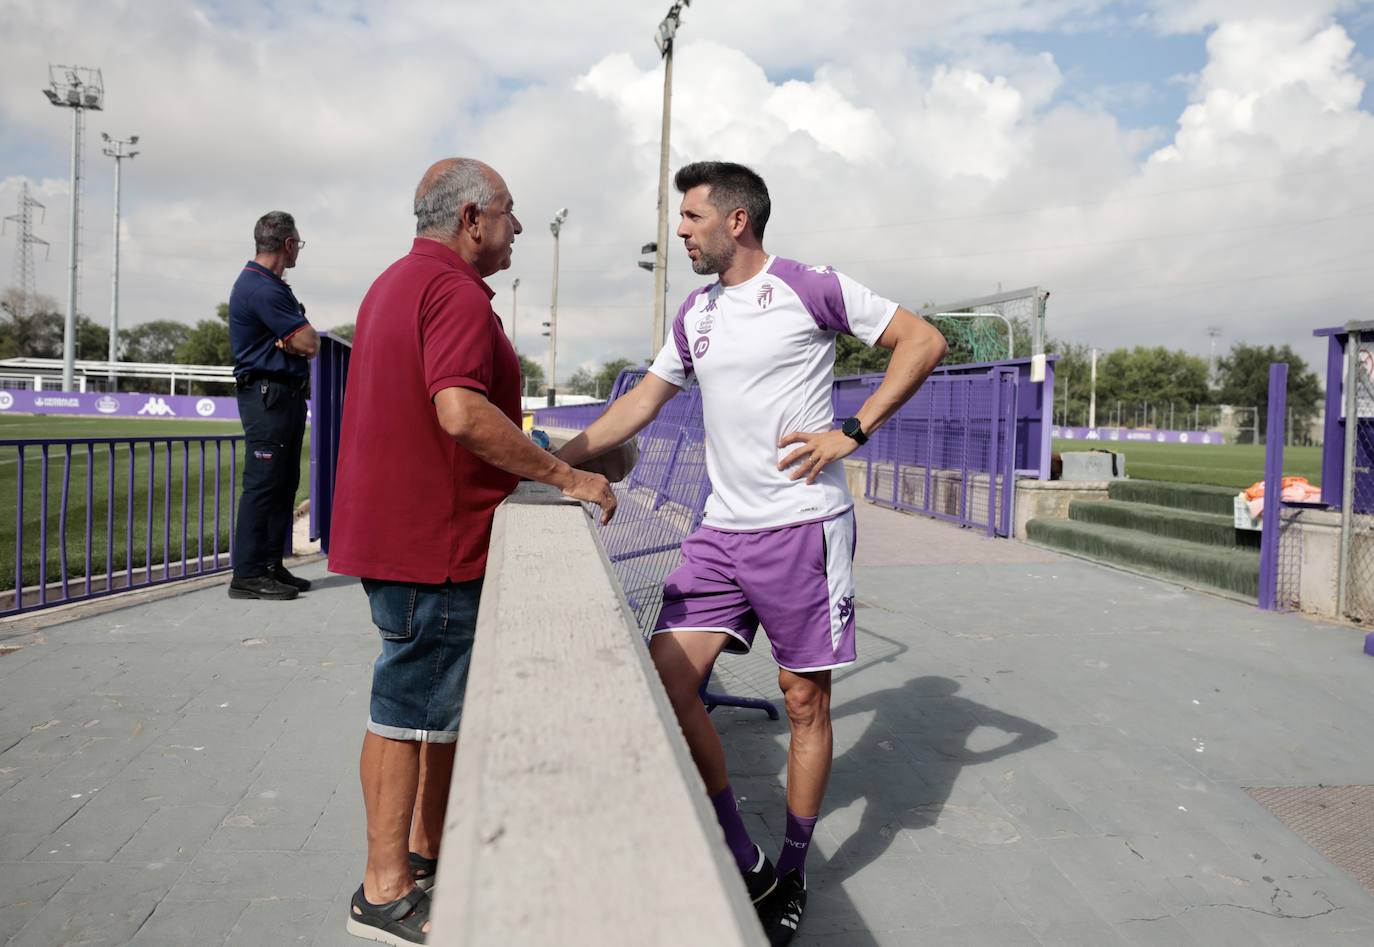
{"left": 2, "top": 182, "right": 49, "bottom": 317}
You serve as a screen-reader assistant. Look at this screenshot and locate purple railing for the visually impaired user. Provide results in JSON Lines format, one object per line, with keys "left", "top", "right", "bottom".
{"left": 532, "top": 401, "right": 609, "bottom": 430}
{"left": 308, "top": 332, "right": 352, "bottom": 554}
{"left": 845, "top": 369, "right": 1019, "bottom": 536}
{"left": 1257, "top": 364, "right": 1288, "bottom": 611}
{"left": 2, "top": 434, "right": 244, "bottom": 616}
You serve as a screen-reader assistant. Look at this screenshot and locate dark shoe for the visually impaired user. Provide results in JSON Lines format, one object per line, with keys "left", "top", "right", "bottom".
{"left": 346, "top": 885, "right": 430, "bottom": 945}
{"left": 227, "top": 575, "right": 299, "bottom": 601}
{"left": 744, "top": 845, "right": 778, "bottom": 904}
{"left": 269, "top": 562, "right": 312, "bottom": 591}
{"left": 759, "top": 868, "right": 807, "bottom": 946}
{"left": 409, "top": 852, "right": 437, "bottom": 892}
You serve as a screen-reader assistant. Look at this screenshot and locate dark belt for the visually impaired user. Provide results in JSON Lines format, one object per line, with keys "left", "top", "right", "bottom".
{"left": 236, "top": 373, "right": 309, "bottom": 392}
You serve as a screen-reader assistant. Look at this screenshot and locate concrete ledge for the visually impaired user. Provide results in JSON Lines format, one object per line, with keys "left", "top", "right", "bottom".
{"left": 430, "top": 482, "right": 764, "bottom": 946}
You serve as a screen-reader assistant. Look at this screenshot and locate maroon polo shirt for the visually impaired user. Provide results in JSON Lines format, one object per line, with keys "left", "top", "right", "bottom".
{"left": 328, "top": 238, "right": 521, "bottom": 583}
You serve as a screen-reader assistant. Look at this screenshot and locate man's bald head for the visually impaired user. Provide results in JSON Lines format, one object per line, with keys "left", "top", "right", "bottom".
{"left": 414, "top": 158, "right": 499, "bottom": 236}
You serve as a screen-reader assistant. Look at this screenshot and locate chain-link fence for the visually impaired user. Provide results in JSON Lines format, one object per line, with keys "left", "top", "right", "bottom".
{"left": 1339, "top": 328, "right": 1374, "bottom": 623}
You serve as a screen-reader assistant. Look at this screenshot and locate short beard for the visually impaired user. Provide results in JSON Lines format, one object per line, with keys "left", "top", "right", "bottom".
{"left": 691, "top": 239, "right": 735, "bottom": 275}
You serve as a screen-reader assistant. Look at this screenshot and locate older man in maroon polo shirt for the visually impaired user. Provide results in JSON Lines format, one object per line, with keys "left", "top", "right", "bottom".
{"left": 329, "top": 158, "right": 615, "bottom": 944}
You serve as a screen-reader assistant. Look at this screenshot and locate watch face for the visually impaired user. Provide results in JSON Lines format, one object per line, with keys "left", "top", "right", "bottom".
{"left": 843, "top": 417, "right": 860, "bottom": 436}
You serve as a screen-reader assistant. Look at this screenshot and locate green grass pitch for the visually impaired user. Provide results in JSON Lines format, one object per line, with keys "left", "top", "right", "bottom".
{"left": 1053, "top": 439, "right": 1323, "bottom": 490}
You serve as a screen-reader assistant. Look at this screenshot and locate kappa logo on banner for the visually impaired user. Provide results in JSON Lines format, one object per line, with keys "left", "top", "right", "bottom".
{"left": 95, "top": 396, "right": 119, "bottom": 414}
{"left": 195, "top": 398, "right": 216, "bottom": 417}
{"left": 137, "top": 397, "right": 177, "bottom": 417}
{"left": 0, "top": 391, "right": 12, "bottom": 411}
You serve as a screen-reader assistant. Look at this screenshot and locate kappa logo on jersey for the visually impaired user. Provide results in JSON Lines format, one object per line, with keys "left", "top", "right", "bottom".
{"left": 693, "top": 336, "right": 711, "bottom": 358}
{"left": 756, "top": 283, "right": 774, "bottom": 308}
{"left": 137, "top": 397, "right": 177, "bottom": 417}
{"left": 695, "top": 314, "right": 715, "bottom": 334}
{"left": 702, "top": 296, "right": 718, "bottom": 313}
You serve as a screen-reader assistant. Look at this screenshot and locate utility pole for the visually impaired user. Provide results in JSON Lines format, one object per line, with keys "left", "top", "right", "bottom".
{"left": 1206, "top": 326, "right": 1222, "bottom": 386}
{"left": 101, "top": 133, "right": 138, "bottom": 376}
{"left": 42, "top": 65, "right": 104, "bottom": 391}
{"left": 650, "top": 0, "right": 690, "bottom": 358}
{"left": 510, "top": 277, "right": 520, "bottom": 349}
{"left": 3, "top": 182, "right": 49, "bottom": 318}
{"left": 1088, "top": 348, "right": 1098, "bottom": 429}
{"left": 544, "top": 208, "right": 568, "bottom": 407}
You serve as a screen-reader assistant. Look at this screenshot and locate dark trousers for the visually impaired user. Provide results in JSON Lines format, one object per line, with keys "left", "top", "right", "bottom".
{"left": 234, "top": 377, "right": 308, "bottom": 578}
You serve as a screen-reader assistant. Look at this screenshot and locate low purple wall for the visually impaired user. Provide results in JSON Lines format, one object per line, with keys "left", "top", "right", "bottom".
{"left": 1052, "top": 426, "right": 1225, "bottom": 446}
{"left": 0, "top": 389, "right": 240, "bottom": 420}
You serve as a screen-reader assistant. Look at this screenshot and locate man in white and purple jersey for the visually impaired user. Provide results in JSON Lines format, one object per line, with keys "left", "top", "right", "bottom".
{"left": 556, "top": 161, "right": 947, "bottom": 944}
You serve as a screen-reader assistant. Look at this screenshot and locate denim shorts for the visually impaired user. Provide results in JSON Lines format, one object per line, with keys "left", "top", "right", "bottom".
{"left": 362, "top": 577, "right": 482, "bottom": 743}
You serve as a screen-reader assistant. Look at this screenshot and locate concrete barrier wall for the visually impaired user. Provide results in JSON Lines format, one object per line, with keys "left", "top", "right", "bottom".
{"left": 430, "top": 483, "right": 765, "bottom": 946}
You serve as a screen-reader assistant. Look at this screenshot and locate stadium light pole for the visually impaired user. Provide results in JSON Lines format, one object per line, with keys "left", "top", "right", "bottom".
{"left": 101, "top": 132, "right": 139, "bottom": 379}
{"left": 544, "top": 208, "right": 568, "bottom": 407}
{"left": 1088, "top": 347, "right": 1098, "bottom": 429}
{"left": 43, "top": 65, "right": 104, "bottom": 392}
{"left": 650, "top": 0, "right": 690, "bottom": 360}
{"left": 510, "top": 277, "right": 520, "bottom": 349}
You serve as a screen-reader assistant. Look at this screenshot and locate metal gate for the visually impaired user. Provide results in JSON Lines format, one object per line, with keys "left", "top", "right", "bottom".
{"left": 852, "top": 369, "right": 1019, "bottom": 536}
{"left": 1339, "top": 327, "right": 1374, "bottom": 623}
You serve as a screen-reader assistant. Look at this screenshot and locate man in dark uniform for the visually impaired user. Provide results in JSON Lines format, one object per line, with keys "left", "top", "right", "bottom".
{"left": 227, "top": 210, "right": 319, "bottom": 600}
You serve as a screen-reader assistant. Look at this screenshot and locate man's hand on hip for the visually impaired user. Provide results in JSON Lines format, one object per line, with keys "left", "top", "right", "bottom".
{"left": 778, "top": 429, "right": 860, "bottom": 484}
{"left": 558, "top": 468, "right": 618, "bottom": 525}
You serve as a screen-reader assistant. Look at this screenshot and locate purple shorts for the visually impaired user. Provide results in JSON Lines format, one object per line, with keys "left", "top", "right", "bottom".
{"left": 652, "top": 509, "right": 857, "bottom": 673}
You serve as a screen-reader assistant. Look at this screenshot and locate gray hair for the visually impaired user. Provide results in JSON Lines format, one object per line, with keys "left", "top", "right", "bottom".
{"left": 415, "top": 160, "right": 497, "bottom": 236}
{"left": 254, "top": 211, "right": 296, "bottom": 252}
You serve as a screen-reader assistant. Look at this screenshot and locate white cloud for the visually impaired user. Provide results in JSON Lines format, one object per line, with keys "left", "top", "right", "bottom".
{"left": 1, "top": 0, "right": 1371, "bottom": 385}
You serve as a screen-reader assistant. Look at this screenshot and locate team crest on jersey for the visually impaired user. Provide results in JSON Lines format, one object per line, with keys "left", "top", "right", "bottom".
{"left": 695, "top": 313, "right": 715, "bottom": 333}
{"left": 692, "top": 336, "right": 711, "bottom": 358}
{"left": 756, "top": 283, "right": 774, "bottom": 308}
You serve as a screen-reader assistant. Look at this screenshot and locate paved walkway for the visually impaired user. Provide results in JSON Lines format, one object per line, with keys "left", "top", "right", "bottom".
{"left": 1, "top": 502, "right": 1372, "bottom": 945}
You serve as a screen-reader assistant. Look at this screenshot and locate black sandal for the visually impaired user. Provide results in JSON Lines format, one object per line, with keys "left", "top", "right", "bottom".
{"left": 346, "top": 884, "right": 430, "bottom": 945}
{"left": 409, "top": 852, "right": 438, "bottom": 892}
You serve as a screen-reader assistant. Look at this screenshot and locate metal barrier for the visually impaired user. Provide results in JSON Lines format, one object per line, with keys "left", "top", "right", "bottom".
{"left": 849, "top": 369, "right": 1020, "bottom": 537}
{"left": 531, "top": 401, "right": 608, "bottom": 430}
{"left": 2, "top": 435, "right": 244, "bottom": 616}
{"left": 308, "top": 332, "right": 352, "bottom": 554}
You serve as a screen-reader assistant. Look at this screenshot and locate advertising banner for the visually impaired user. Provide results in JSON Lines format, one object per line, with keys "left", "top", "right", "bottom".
{"left": 0, "top": 389, "right": 241, "bottom": 420}
{"left": 1051, "top": 426, "right": 1225, "bottom": 445}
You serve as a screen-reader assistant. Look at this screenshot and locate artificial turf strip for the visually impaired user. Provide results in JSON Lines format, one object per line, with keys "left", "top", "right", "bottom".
{"left": 1067, "top": 500, "right": 1259, "bottom": 549}
{"left": 1107, "top": 479, "right": 1239, "bottom": 516}
{"left": 1026, "top": 518, "right": 1260, "bottom": 599}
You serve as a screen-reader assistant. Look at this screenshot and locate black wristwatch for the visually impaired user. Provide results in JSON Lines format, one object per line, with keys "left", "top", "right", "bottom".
{"left": 840, "top": 417, "right": 868, "bottom": 446}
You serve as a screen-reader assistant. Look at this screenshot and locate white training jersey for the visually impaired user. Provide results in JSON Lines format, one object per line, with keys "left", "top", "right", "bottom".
{"left": 648, "top": 255, "right": 899, "bottom": 532}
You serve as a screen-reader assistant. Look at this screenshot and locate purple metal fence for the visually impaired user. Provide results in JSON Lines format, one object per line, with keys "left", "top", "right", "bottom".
{"left": 849, "top": 369, "right": 1019, "bottom": 536}
{"left": 1257, "top": 364, "right": 1287, "bottom": 611}
{"left": 2, "top": 434, "right": 244, "bottom": 616}
{"left": 308, "top": 332, "right": 352, "bottom": 554}
{"left": 531, "top": 401, "right": 607, "bottom": 430}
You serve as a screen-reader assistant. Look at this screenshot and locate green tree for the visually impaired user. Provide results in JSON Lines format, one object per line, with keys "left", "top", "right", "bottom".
{"left": 0, "top": 289, "right": 63, "bottom": 358}
{"left": 834, "top": 333, "right": 892, "bottom": 376}
{"left": 1215, "top": 343, "right": 1321, "bottom": 442}
{"left": 328, "top": 323, "right": 355, "bottom": 343}
{"left": 518, "top": 354, "right": 545, "bottom": 396}
{"left": 75, "top": 316, "right": 109, "bottom": 361}
{"left": 121, "top": 320, "right": 191, "bottom": 363}
{"left": 1092, "top": 346, "right": 1212, "bottom": 427}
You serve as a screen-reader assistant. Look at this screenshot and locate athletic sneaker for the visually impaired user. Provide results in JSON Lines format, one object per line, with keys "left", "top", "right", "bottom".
{"left": 759, "top": 868, "right": 806, "bottom": 946}
{"left": 743, "top": 845, "right": 778, "bottom": 904}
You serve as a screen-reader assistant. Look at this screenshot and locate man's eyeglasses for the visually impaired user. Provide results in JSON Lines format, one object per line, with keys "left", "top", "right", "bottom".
{"left": 290, "top": 237, "right": 306, "bottom": 250}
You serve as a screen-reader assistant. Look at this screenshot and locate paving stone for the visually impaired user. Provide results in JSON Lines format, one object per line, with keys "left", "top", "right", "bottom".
{"left": 125, "top": 897, "right": 247, "bottom": 946}
{"left": 112, "top": 805, "right": 230, "bottom": 864}
{"left": 0, "top": 862, "right": 80, "bottom": 941}
{"left": 5, "top": 862, "right": 186, "bottom": 947}
{"left": 169, "top": 850, "right": 353, "bottom": 901}
{"left": 223, "top": 896, "right": 333, "bottom": 945}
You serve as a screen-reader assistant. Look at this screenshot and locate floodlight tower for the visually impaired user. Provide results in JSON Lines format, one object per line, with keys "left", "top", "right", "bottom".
{"left": 43, "top": 64, "right": 104, "bottom": 391}
{"left": 101, "top": 133, "right": 139, "bottom": 372}
{"left": 650, "top": 0, "right": 690, "bottom": 359}
{"left": 3, "top": 182, "right": 49, "bottom": 318}
{"left": 544, "top": 208, "right": 568, "bottom": 406}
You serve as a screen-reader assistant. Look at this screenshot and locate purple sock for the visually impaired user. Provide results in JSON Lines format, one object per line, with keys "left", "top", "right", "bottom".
{"left": 709, "top": 785, "right": 757, "bottom": 872}
{"left": 776, "top": 809, "right": 819, "bottom": 880}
